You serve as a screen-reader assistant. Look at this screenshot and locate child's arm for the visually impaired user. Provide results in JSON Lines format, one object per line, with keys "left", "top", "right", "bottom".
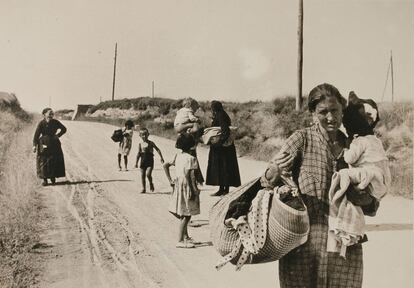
{"left": 163, "top": 154, "right": 177, "bottom": 187}
{"left": 344, "top": 138, "right": 365, "bottom": 165}
{"left": 184, "top": 169, "right": 198, "bottom": 200}
{"left": 152, "top": 142, "right": 164, "bottom": 163}
{"left": 135, "top": 143, "right": 142, "bottom": 167}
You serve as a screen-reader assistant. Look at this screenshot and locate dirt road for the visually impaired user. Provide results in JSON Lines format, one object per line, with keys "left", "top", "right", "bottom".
{"left": 37, "top": 121, "right": 413, "bottom": 288}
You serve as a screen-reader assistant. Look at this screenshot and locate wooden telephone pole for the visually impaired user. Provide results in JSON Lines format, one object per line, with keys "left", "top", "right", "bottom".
{"left": 390, "top": 50, "right": 394, "bottom": 102}
{"left": 296, "top": 0, "right": 304, "bottom": 111}
{"left": 381, "top": 50, "right": 395, "bottom": 102}
{"left": 111, "top": 43, "right": 118, "bottom": 101}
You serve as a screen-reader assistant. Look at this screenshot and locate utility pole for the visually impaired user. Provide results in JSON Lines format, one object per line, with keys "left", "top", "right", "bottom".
{"left": 296, "top": 0, "right": 304, "bottom": 111}
{"left": 152, "top": 80, "right": 155, "bottom": 98}
{"left": 111, "top": 43, "right": 118, "bottom": 101}
{"left": 390, "top": 50, "right": 394, "bottom": 102}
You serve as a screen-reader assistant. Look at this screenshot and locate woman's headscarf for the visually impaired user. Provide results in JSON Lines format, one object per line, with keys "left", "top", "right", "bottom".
{"left": 210, "top": 100, "right": 231, "bottom": 127}
{"left": 211, "top": 101, "right": 224, "bottom": 113}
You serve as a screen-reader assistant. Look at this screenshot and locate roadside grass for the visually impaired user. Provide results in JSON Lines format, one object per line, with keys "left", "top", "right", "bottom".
{"left": 0, "top": 112, "right": 42, "bottom": 287}
{"left": 59, "top": 97, "right": 413, "bottom": 199}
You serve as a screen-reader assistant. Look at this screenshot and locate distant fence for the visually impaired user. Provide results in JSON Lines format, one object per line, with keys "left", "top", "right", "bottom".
{"left": 72, "top": 104, "right": 93, "bottom": 120}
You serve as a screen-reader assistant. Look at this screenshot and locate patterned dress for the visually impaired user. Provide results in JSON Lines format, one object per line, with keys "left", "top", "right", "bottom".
{"left": 168, "top": 152, "right": 200, "bottom": 218}
{"left": 269, "top": 124, "right": 363, "bottom": 288}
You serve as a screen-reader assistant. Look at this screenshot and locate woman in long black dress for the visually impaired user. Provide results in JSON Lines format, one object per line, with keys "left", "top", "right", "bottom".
{"left": 33, "top": 108, "right": 67, "bottom": 186}
{"left": 206, "top": 101, "right": 241, "bottom": 196}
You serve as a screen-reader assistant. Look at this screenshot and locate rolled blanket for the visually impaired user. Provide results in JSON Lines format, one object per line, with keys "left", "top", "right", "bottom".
{"left": 202, "top": 126, "right": 237, "bottom": 146}
{"left": 327, "top": 170, "right": 366, "bottom": 258}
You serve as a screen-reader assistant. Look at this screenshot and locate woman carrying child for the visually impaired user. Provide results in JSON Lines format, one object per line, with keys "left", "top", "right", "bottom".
{"left": 135, "top": 128, "right": 164, "bottom": 193}
{"left": 118, "top": 120, "right": 134, "bottom": 171}
{"left": 167, "top": 134, "right": 200, "bottom": 248}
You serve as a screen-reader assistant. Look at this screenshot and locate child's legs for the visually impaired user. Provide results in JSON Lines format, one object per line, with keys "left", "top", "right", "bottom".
{"left": 117, "top": 153, "right": 122, "bottom": 168}
{"left": 124, "top": 155, "right": 128, "bottom": 168}
{"left": 146, "top": 166, "right": 153, "bottom": 184}
{"left": 178, "top": 216, "right": 191, "bottom": 242}
{"left": 140, "top": 168, "right": 147, "bottom": 190}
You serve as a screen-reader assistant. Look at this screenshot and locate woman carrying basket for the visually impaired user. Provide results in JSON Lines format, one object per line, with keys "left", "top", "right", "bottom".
{"left": 262, "top": 83, "right": 378, "bottom": 288}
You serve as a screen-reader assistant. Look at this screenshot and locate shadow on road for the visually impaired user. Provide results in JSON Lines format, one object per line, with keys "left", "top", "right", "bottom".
{"left": 54, "top": 179, "right": 133, "bottom": 186}
{"left": 189, "top": 219, "right": 209, "bottom": 227}
{"left": 366, "top": 223, "right": 413, "bottom": 231}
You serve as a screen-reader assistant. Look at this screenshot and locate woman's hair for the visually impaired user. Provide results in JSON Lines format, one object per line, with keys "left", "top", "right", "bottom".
{"left": 125, "top": 120, "right": 134, "bottom": 129}
{"left": 42, "top": 107, "right": 53, "bottom": 115}
{"left": 308, "top": 83, "right": 346, "bottom": 112}
{"left": 175, "top": 133, "right": 195, "bottom": 152}
{"left": 211, "top": 100, "right": 224, "bottom": 113}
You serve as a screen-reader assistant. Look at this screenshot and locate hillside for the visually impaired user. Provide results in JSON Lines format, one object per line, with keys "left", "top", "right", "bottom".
{"left": 0, "top": 93, "right": 40, "bottom": 287}
{"left": 57, "top": 96, "right": 413, "bottom": 198}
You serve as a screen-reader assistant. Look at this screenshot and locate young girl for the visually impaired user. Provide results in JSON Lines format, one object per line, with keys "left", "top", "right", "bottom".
{"left": 118, "top": 120, "right": 134, "bottom": 171}
{"left": 167, "top": 134, "right": 200, "bottom": 248}
{"left": 135, "top": 128, "right": 164, "bottom": 193}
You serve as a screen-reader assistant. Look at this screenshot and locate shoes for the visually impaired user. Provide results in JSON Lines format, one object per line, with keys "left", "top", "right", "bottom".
{"left": 149, "top": 182, "right": 155, "bottom": 192}
{"left": 184, "top": 237, "right": 198, "bottom": 244}
{"left": 140, "top": 189, "right": 146, "bottom": 194}
{"left": 42, "top": 180, "right": 48, "bottom": 186}
{"left": 118, "top": 167, "right": 122, "bottom": 171}
{"left": 176, "top": 241, "right": 195, "bottom": 248}
{"left": 210, "top": 190, "right": 225, "bottom": 197}
{"left": 50, "top": 178, "right": 56, "bottom": 185}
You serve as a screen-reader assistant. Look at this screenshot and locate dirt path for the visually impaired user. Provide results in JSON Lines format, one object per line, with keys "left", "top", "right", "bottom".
{"left": 38, "top": 121, "right": 413, "bottom": 288}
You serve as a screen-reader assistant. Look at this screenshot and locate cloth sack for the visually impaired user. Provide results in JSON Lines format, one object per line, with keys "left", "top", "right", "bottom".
{"left": 111, "top": 129, "right": 124, "bottom": 142}
{"left": 210, "top": 178, "right": 310, "bottom": 268}
{"left": 202, "top": 126, "right": 237, "bottom": 147}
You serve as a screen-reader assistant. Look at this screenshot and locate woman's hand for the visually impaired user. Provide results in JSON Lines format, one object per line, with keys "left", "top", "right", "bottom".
{"left": 32, "top": 146, "right": 37, "bottom": 153}
{"left": 273, "top": 151, "right": 294, "bottom": 171}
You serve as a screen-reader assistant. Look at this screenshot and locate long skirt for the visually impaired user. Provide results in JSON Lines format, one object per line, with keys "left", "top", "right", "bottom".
{"left": 279, "top": 195, "right": 363, "bottom": 288}
{"left": 36, "top": 137, "right": 66, "bottom": 179}
{"left": 206, "top": 144, "right": 241, "bottom": 187}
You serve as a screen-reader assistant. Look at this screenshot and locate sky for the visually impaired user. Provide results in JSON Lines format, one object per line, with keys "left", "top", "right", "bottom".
{"left": 0, "top": 0, "right": 412, "bottom": 112}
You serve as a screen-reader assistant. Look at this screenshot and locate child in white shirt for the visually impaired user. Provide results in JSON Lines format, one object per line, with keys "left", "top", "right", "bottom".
{"left": 174, "top": 98, "right": 201, "bottom": 134}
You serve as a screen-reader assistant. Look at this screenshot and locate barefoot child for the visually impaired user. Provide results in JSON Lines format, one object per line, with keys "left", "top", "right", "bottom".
{"left": 135, "top": 128, "right": 164, "bottom": 193}
{"left": 167, "top": 134, "right": 200, "bottom": 248}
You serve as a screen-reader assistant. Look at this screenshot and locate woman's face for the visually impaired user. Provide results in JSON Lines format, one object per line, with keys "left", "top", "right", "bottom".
{"left": 44, "top": 110, "right": 54, "bottom": 121}
{"left": 313, "top": 97, "right": 343, "bottom": 133}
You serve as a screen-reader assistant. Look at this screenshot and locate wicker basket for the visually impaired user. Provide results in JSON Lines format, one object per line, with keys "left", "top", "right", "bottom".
{"left": 210, "top": 178, "right": 310, "bottom": 265}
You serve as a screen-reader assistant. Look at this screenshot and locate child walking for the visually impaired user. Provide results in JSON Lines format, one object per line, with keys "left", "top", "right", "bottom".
{"left": 135, "top": 128, "right": 164, "bottom": 193}
{"left": 118, "top": 120, "right": 134, "bottom": 171}
{"left": 167, "top": 134, "right": 200, "bottom": 248}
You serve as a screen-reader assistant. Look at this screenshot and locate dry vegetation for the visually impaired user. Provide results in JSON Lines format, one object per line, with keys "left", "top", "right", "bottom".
{"left": 0, "top": 96, "right": 42, "bottom": 287}
{"left": 59, "top": 96, "right": 412, "bottom": 199}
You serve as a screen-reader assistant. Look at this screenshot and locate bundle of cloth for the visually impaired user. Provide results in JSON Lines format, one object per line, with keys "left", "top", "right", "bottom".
{"left": 327, "top": 92, "right": 390, "bottom": 258}
{"left": 210, "top": 172, "right": 309, "bottom": 270}
{"left": 202, "top": 126, "right": 238, "bottom": 147}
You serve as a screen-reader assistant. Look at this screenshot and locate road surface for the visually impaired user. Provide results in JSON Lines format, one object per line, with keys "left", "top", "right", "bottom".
{"left": 37, "top": 121, "right": 413, "bottom": 288}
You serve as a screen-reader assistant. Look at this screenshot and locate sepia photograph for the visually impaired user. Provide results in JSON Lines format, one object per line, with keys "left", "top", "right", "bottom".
{"left": 0, "top": 0, "right": 412, "bottom": 287}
